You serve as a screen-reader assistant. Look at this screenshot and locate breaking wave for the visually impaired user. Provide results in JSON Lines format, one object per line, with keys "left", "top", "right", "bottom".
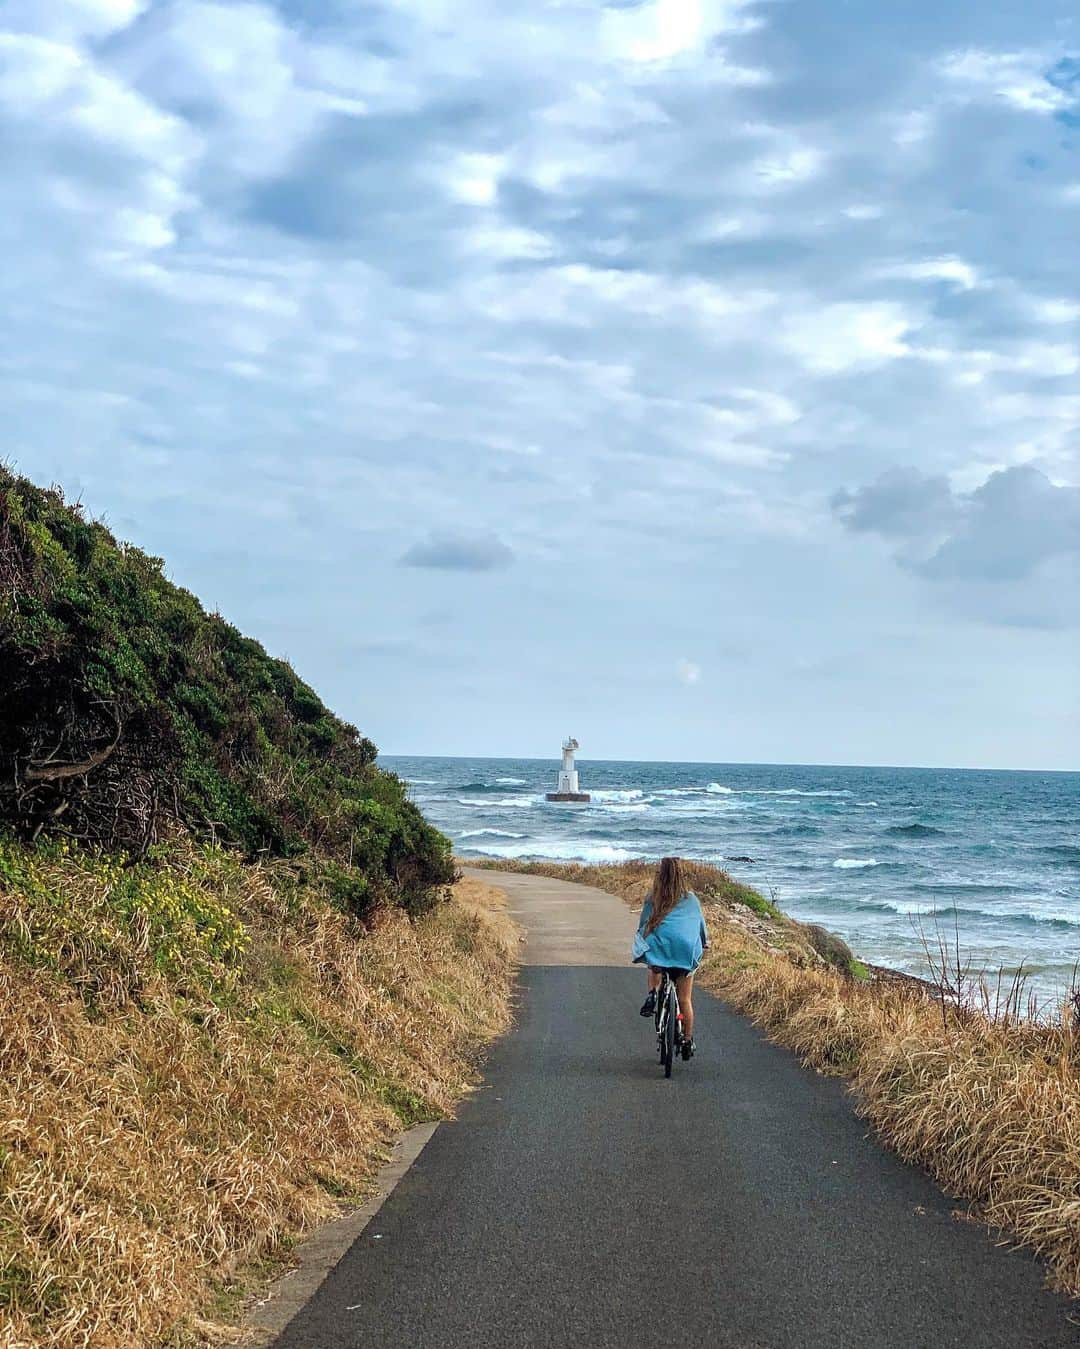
{"left": 463, "top": 840, "right": 641, "bottom": 864}
{"left": 837, "top": 898, "right": 1080, "bottom": 929}
{"left": 457, "top": 795, "right": 535, "bottom": 809}
{"left": 459, "top": 829, "right": 527, "bottom": 840}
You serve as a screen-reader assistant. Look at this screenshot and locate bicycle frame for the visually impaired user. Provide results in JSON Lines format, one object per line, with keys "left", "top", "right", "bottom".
{"left": 654, "top": 969, "right": 684, "bottom": 1074}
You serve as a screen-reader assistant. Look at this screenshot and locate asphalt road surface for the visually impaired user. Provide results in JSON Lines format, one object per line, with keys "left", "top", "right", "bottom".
{"left": 272, "top": 870, "right": 1077, "bottom": 1349}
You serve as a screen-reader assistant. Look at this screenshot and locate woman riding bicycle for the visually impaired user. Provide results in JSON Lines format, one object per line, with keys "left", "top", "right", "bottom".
{"left": 632, "top": 856, "right": 709, "bottom": 1058}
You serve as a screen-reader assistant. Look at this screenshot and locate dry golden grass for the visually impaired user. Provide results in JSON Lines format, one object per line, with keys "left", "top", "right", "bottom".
{"left": 0, "top": 847, "right": 517, "bottom": 1349}
{"left": 476, "top": 857, "right": 1080, "bottom": 1299}
{"left": 705, "top": 934, "right": 1080, "bottom": 1296}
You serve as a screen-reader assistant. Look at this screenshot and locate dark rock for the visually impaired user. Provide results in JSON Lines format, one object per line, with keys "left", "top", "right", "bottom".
{"left": 804, "top": 924, "right": 854, "bottom": 971}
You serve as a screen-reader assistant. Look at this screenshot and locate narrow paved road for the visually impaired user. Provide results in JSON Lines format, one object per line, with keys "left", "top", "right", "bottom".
{"left": 273, "top": 870, "right": 1077, "bottom": 1348}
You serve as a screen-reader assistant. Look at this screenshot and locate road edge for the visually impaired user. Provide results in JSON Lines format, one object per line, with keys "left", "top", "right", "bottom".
{"left": 244, "top": 1121, "right": 439, "bottom": 1345}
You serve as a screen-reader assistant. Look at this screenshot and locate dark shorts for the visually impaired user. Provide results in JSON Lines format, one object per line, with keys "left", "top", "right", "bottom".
{"left": 647, "top": 964, "right": 693, "bottom": 979}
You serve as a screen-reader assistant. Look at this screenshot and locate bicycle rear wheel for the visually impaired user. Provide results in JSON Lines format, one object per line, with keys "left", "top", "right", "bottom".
{"left": 662, "top": 983, "right": 677, "bottom": 1077}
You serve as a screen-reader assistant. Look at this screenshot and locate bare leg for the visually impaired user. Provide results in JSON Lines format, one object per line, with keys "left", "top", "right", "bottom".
{"left": 639, "top": 967, "right": 662, "bottom": 1015}
{"left": 675, "top": 973, "right": 695, "bottom": 1040}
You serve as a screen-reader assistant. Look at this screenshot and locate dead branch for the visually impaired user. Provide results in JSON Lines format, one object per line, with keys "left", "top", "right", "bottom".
{"left": 25, "top": 712, "right": 122, "bottom": 783}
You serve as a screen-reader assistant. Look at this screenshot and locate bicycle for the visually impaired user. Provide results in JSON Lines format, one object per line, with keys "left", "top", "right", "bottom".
{"left": 653, "top": 968, "right": 686, "bottom": 1078}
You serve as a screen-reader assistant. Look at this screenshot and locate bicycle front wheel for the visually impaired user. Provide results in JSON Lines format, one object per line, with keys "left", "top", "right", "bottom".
{"left": 662, "top": 984, "right": 677, "bottom": 1077}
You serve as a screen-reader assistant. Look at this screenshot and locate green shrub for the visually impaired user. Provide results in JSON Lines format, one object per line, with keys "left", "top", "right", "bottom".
{"left": 0, "top": 469, "right": 453, "bottom": 917}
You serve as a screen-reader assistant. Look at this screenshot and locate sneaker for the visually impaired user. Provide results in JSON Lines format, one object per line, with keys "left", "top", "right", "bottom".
{"left": 640, "top": 990, "right": 657, "bottom": 1017}
{"left": 681, "top": 1038, "right": 696, "bottom": 1060}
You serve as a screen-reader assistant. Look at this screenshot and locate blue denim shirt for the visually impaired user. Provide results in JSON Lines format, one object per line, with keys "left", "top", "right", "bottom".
{"left": 632, "top": 891, "right": 709, "bottom": 973}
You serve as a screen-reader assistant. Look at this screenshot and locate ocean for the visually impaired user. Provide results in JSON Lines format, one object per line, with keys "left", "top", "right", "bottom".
{"left": 382, "top": 755, "right": 1080, "bottom": 1007}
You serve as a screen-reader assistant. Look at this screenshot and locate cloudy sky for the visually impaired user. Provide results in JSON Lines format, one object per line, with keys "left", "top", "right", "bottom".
{"left": 3, "top": 0, "right": 1079, "bottom": 769}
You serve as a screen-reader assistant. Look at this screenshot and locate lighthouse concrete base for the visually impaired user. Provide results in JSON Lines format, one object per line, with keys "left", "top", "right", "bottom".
{"left": 545, "top": 792, "right": 591, "bottom": 802}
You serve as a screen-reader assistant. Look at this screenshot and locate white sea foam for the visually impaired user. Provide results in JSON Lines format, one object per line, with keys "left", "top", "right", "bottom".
{"left": 1028, "top": 909, "right": 1080, "bottom": 928}
{"left": 459, "top": 829, "right": 527, "bottom": 840}
{"left": 856, "top": 801, "right": 880, "bottom": 807}
{"left": 495, "top": 777, "right": 527, "bottom": 785}
{"left": 457, "top": 795, "right": 535, "bottom": 809}
{"left": 858, "top": 897, "right": 938, "bottom": 916}
{"left": 406, "top": 778, "right": 438, "bottom": 785}
{"left": 587, "top": 789, "right": 644, "bottom": 803}
{"left": 473, "top": 840, "right": 640, "bottom": 864}
{"left": 600, "top": 803, "right": 649, "bottom": 813}
{"left": 843, "top": 896, "right": 1080, "bottom": 925}
{"left": 696, "top": 786, "right": 853, "bottom": 798}
{"left": 834, "top": 857, "right": 879, "bottom": 869}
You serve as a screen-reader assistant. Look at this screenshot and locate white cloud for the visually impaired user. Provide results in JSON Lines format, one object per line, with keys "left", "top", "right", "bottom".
{"left": 111, "top": 0, "right": 323, "bottom": 175}
{"left": 2, "top": 0, "right": 147, "bottom": 41}
{"left": 694, "top": 211, "right": 768, "bottom": 240}
{"left": 843, "top": 203, "right": 884, "bottom": 221}
{"left": 0, "top": 32, "right": 81, "bottom": 105}
{"left": 677, "top": 658, "right": 702, "bottom": 685}
{"left": 3, "top": 0, "right": 1080, "bottom": 764}
{"left": 728, "top": 388, "right": 801, "bottom": 426}
{"left": 1008, "top": 342, "right": 1080, "bottom": 377}
{"left": 540, "top": 83, "right": 672, "bottom": 134}
{"left": 125, "top": 1, "right": 293, "bottom": 118}
{"left": 939, "top": 49, "right": 1068, "bottom": 114}
{"left": 893, "top": 109, "right": 934, "bottom": 146}
{"left": 1029, "top": 298, "right": 1080, "bottom": 324}
{"left": 784, "top": 303, "right": 916, "bottom": 373}
{"left": 473, "top": 264, "right": 774, "bottom": 328}
{"left": 885, "top": 257, "right": 980, "bottom": 291}
{"left": 111, "top": 204, "right": 177, "bottom": 251}
{"left": 602, "top": 0, "right": 753, "bottom": 65}
{"left": 911, "top": 338, "right": 1080, "bottom": 388}
{"left": 749, "top": 144, "right": 824, "bottom": 188}
{"left": 464, "top": 223, "right": 554, "bottom": 260}
{"left": 605, "top": 0, "right": 706, "bottom": 64}
{"left": 73, "top": 70, "right": 194, "bottom": 166}
{"left": 0, "top": 31, "right": 191, "bottom": 162}
{"left": 443, "top": 151, "right": 505, "bottom": 206}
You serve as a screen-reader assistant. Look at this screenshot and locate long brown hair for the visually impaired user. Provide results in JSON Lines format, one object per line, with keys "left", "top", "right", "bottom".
{"left": 644, "top": 856, "right": 686, "bottom": 933}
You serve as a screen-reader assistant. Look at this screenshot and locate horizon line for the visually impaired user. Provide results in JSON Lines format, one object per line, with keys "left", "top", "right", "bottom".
{"left": 378, "top": 752, "right": 1078, "bottom": 775}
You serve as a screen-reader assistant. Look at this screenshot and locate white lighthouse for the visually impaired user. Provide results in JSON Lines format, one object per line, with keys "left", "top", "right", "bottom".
{"left": 546, "top": 736, "right": 590, "bottom": 802}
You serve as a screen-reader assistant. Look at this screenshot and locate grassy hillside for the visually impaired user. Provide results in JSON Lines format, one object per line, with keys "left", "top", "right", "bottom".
{"left": 0, "top": 847, "right": 516, "bottom": 1347}
{"left": 0, "top": 467, "right": 451, "bottom": 915}
{"left": 0, "top": 469, "right": 517, "bottom": 1346}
